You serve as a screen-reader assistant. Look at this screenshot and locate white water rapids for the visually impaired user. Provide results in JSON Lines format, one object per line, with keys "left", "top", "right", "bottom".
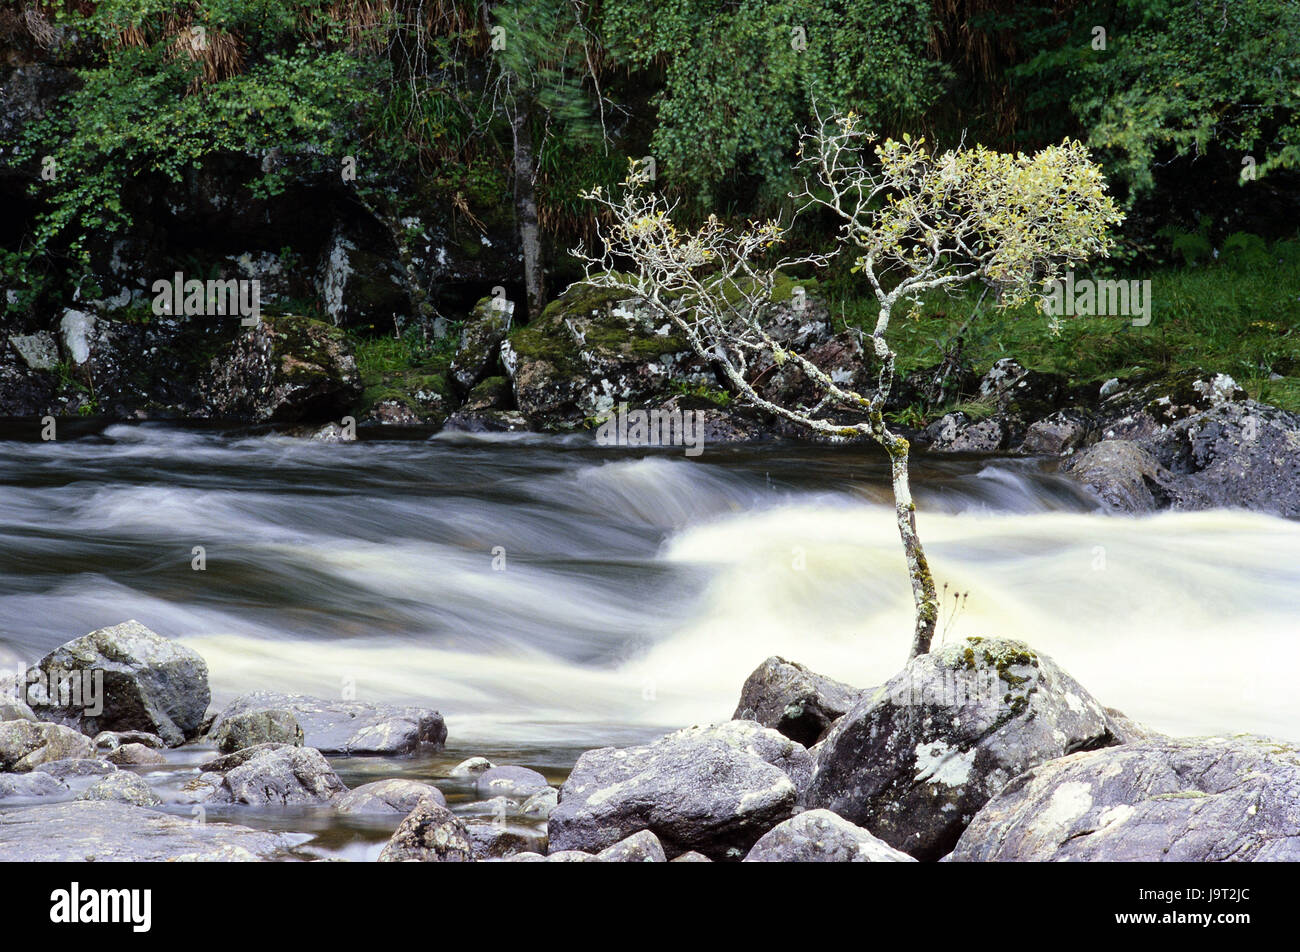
{"left": 0, "top": 424, "right": 1296, "bottom": 748}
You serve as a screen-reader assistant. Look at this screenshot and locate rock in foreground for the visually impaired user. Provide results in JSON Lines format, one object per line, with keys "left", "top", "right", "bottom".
{"left": 805, "top": 637, "right": 1116, "bottom": 860}
{"left": 548, "top": 721, "right": 808, "bottom": 861}
{"left": 744, "top": 810, "right": 916, "bottom": 863}
{"left": 208, "top": 692, "right": 446, "bottom": 756}
{"left": 733, "top": 656, "right": 865, "bottom": 747}
{"left": 0, "top": 801, "right": 304, "bottom": 861}
{"left": 948, "top": 736, "right": 1300, "bottom": 862}
{"left": 198, "top": 744, "right": 347, "bottom": 805}
{"left": 378, "top": 802, "right": 474, "bottom": 862}
{"left": 26, "top": 621, "right": 209, "bottom": 746}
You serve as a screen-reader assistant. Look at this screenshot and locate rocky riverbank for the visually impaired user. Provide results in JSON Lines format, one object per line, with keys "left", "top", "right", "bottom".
{"left": 2, "top": 620, "right": 1297, "bottom": 862}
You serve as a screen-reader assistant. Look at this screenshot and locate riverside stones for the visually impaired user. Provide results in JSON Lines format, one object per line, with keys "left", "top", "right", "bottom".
{"left": 26, "top": 621, "right": 210, "bottom": 746}
{"left": 0, "top": 720, "right": 95, "bottom": 772}
{"left": 948, "top": 736, "right": 1300, "bottom": 862}
{"left": 378, "top": 802, "right": 474, "bottom": 862}
{"left": 733, "top": 655, "right": 865, "bottom": 747}
{"left": 335, "top": 779, "right": 446, "bottom": 814}
{"left": 744, "top": 810, "right": 916, "bottom": 863}
{"left": 208, "top": 692, "right": 446, "bottom": 756}
{"left": 197, "top": 744, "right": 347, "bottom": 806}
{"left": 804, "top": 637, "right": 1116, "bottom": 860}
{"left": 548, "top": 720, "right": 809, "bottom": 860}
{"left": 475, "top": 765, "right": 550, "bottom": 799}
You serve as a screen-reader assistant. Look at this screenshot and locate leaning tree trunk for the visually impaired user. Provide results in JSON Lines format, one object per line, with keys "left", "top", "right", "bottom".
{"left": 510, "top": 100, "right": 545, "bottom": 320}
{"left": 882, "top": 429, "right": 939, "bottom": 661}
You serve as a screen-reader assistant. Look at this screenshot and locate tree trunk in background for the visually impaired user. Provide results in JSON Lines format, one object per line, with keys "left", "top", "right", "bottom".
{"left": 511, "top": 102, "right": 545, "bottom": 320}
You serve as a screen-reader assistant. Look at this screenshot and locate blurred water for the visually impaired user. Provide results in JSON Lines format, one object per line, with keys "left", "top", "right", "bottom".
{"left": 0, "top": 422, "right": 1296, "bottom": 745}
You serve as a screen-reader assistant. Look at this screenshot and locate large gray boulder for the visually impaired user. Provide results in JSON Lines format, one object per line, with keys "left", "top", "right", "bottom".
{"left": 949, "top": 736, "right": 1300, "bottom": 862}
{"left": 209, "top": 708, "right": 304, "bottom": 753}
{"left": 805, "top": 637, "right": 1116, "bottom": 860}
{"left": 744, "top": 810, "right": 916, "bottom": 863}
{"left": 378, "top": 802, "right": 474, "bottom": 862}
{"left": 26, "top": 621, "right": 209, "bottom": 746}
{"left": 450, "top": 296, "right": 513, "bottom": 393}
{"left": 0, "top": 720, "right": 96, "bottom": 772}
{"left": 0, "top": 801, "right": 305, "bottom": 862}
{"left": 207, "top": 692, "right": 446, "bottom": 756}
{"left": 1062, "top": 440, "right": 1174, "bottom": 513}
{"left": 733, "top": 656, "right": 865, "bottom": 747}
{"left": 548, "top": 720, "right": 809, "bottom": 861}
{"left": 197, "top": 744, "right": 347, "bottom": 805}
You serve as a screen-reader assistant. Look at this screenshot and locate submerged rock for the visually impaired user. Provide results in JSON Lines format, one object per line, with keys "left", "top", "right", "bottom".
{"left": 208, "top": 692, "right": 446, "bottom": 756}
{"left": 805, "top": 637, "right": 1116, "bottom": 860}
{"left": 475, "top": 765, "right": 551, "bottom": 799}
{"left": 733, "top": 656, "right": 865, "bottom": 747}
{"left": 378, "top": 802, "right": 474, "bottom": 862}
{"left": 949, "top": 736, "right": 1300, "bottom": 861}
{"left": 548, "top": 720, "right": 808, "bottom": 860}
{"left": 198, "top": 744, "right": 347, "bottom": 805}
{"left": 209, "top": 708, "right": 305, "bottom": 753}
{"left": 336, "top": 779, "right": 446, "bottom": 814}
{"left": 26, "top": 620, "right": 209, "bottom": 746}
{"left": 0, "top": 801, "right": 304, "bottom": 862}
{"left": 76, "top": 771, "right": 161, "bottom": 807}
{"left": 744, "top": 810, "right": 916, "bottom": 863}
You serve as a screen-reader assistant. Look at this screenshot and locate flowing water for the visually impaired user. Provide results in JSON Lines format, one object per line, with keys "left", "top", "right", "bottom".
{"left": 3, "top": 421, "right": 1298, "bottom": 753}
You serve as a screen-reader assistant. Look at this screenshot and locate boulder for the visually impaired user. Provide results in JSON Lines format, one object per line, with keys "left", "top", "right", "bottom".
{"left": 670, "top": 851, "right": 713, "bottom": 862}
{"left": 521, "top": 786, "right": 559, "bottom": 818}
{"left": 209, "top": 708, "right": 304, "bottom": 753}
{"left": 0, "top": 770, "right": 69, "bottom": 802}
{"left": 76, "top": 771, "right": 161, "bottom": 807}
{"left": 27, "top": 621, "right": 209, "bottom": 746}
{"left": 92, "top": 730, "right": 166, "bottom": 751}
{"left": 0, "top": 698, "right": 36, "bottom": 722}
{"left": 0, "top": 801, "right": 304, "bottom": 862}
{"left": 744, "top": 810, "right": 916, "bottom": 863}
{"left": 105, "top": 743, "right": 166, "bottom": 766}
{"left": 335, "top": 779, "right": 446, "bottom": 814}
{"left": 804, "top": 637, "right": 1116, "bottom": 860}
{"left": 0, "top": 720, "right": 96, "bottom": 772}
{"left": 450, "top": 296, "right": 513, "bottom": 392}
{"left": 448, "top": 756, "right": 494, "bottom": 778}
{"left": 548, "top": 721, "right": 809, "bottom": 860}
{"left": 1062, "top": 440, "right": 1174, "bottom": 513}
{"left": 465, "top": 821, "right": 548, "bottom": 860}
{"left": 317, "top": 225, "right": 409, "bottom": 331}
{"left": 925, "top": 414, "right": 1006, "bottom": 453}
{"left": 378, "top": 802, "right": 474, "bottom": 862}
{"left": 596, "top": 830, "right": 667, "bottom": 863}
{"left": 948, "top": 736, "right": 1300, "bottom": 862}
{"left": 1015, "top": 409, "right": 1094, "bottom": 456}
{"left": 208, "top": 692, "right": 446, "bottom": 757}
{"left": 475, "top": 765, "right": 551, "bottom": 799}
{"left": 198, "top": 315, "right": 362, "bottom": 423}
{"left": 733, "top": 656, "right": 865, "bottom": 747}
{"left": 198, "top": 744, "right": 347, "bottom": 805}
{"left": 35, "top": 758, "right": 117, "bottom": 781}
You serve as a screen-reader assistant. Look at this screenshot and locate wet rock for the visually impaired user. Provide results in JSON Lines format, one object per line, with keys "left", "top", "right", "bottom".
{"left": 1062, "top": 440, "right": 1175, "bottom": 513}
{"left": 318, "top": 225, "right": 409, "bottom": 331}
{"left": 36, "top": 758, "right": 118, "bottom": 781}
{"left": 208, "top": 692, "right": 446, "bottom": 756}
{"left": 744, "top": 810, "right": 916, "bottom": 863}
{"left": 378, "top": 802, "right": 474, "bottom": 862}
{"left": 0, "top": 698, "right": 36, "bottom": 722}
{"left": 105, "top": 743, "right": 166, "bottom": 766}
{"left": 0, "top": 801, "right": 304, "bottom": 861}
{"left": 549, "top": 721, "right": 808, "bottom": 860}
{"left": 475, "top": 765, "right": 551, "bottom": 799}
{"left": 209, "top": 708, "right": 304, "bottom": 753}
{"left": 0, "top": 770, "right": 69, "bottom": 801}
{"left": 465, "top": 821, "right": 548, "bottom": 859}
{"left": 733, "top": 656, "right": 865, "bottom": 747}
{"left": 451, "top": 297, "right": 513, "bottom": 392}
{"left": 597, "top": 829, "right": 667, "bottom": 863}
{"left": 441, "top": 407, "right": 533, "bottom": 433}
{"left": 448, "top": 756, "right": 494, "bottom": 778}
{"left": 1016, "top": 409, "right": 1094, "bottom": 456}
{"left": 198, "top": 315, "right": 362, "bottom": 423}
{"left": 670, "top": 851, "right": 713, "bottom": 862}
{"left": 198, "top": 744, "right": 347, "bottom": 805}
{"left": 93, "top": 729, "right": 166, "bottom": 751}
{"left": 0, "top": 720, "right": 95, "bottom": 771}
{"left": 521, "top": 786, "right": 559, "bottom": 818}
{"left": 948, "top": 736, "right": 1300, "bottom": 862}
{"left": 9, "top": 331, "right": 58, "bottom": 371}
{"left": 1104, "top": 707, "right": 1166, "bottom": 745}
{"left": 805, "top": 637, "right": 1116, "bottom": 860}
{"left": 27, "top": 620, "right": 209, "bottom": 746}
{"left": 77, "top": 771, "right": 161, "bottom": 807}
{"left": 335, "top": 779, "right": 446, "bottom": 814}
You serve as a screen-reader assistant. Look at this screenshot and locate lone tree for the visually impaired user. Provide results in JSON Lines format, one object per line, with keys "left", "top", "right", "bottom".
{"left": 577, "top": 111, "right": 1123, "bottom": 660}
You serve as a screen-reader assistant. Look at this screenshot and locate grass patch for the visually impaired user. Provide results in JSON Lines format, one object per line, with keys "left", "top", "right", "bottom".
{"left": 826, "top": 237, "right": 1300, "bottom": 412}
